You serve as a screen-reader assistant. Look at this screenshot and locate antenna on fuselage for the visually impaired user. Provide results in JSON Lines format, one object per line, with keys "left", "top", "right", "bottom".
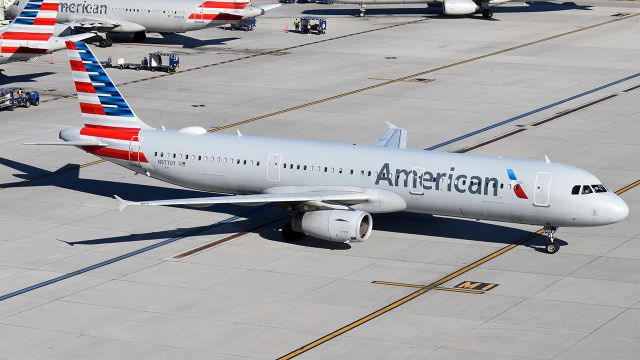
{"left": 237, "top": 130, "right": 243, "bottom": 138}
{"left": 545, "top": 155, "right": 551, "bottom": 164}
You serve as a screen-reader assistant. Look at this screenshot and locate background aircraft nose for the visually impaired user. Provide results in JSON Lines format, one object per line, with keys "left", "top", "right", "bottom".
{"left": 607, "top": 195, "right": 629, "bottom": 223}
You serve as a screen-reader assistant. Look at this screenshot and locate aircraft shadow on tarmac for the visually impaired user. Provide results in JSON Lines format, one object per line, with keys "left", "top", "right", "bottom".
{"left": 302, "top": 2, "right": 592, "bottom": 17}
{"left": 1, "top": 157, "right": 564, "bottom": 252}
{"left": 0, "top": 71, "right": 55, "bottom": 85}
{"left": 107, "top": 33, "right": 241, "bottom": 48}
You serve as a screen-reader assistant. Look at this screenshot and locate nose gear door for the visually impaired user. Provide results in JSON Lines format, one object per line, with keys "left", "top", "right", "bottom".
{"left": 534, "top": 172, "right": 553, "bottom": 207}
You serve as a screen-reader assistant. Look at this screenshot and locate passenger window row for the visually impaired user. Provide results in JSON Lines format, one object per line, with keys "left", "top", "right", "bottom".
{"left": 571, "top": 184, "right": 607, "bottom": 195}
{"left": 282, "top": 162, "right": 381, "bottom": 177}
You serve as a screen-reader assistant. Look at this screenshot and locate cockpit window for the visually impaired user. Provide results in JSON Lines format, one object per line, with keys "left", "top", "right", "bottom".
{"left": 582, "top": 186, "right": 593, "bottom": 195}
{"left": 592, "top": 185, "right": 607, "bottom": 193}
{"left": 571, "top": 185, "right": 581, "bottom": 195}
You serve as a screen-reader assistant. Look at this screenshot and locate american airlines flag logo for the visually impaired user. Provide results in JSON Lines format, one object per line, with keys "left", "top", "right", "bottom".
{"left": 507, "top": 168, "right": 529, "bottom": 199}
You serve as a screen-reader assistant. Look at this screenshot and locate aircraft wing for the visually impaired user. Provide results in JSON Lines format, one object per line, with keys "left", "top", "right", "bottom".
{"left": 66, "top": 18, "right": 146, "bottom": 33}
{"left": 375, "top": 122, "right": 407, "bottom": 149}
{"left": 115, "top": 190, "right": 369, "bottom": 212}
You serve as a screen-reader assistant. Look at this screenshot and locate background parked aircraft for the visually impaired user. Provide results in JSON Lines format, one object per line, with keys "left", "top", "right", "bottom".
{"left": 5, "top": 0, "right": 280, "bottom": 46}
{"left": 0, "top": 0, "right": 92, "bottom": 65}
{"left": 335, "top": 0, "right": 539, "bottom": 18}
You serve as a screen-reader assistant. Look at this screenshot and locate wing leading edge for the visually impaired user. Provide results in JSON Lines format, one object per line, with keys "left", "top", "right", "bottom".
{"left": 115, "top": 191, "right": 369, "bottom": 212}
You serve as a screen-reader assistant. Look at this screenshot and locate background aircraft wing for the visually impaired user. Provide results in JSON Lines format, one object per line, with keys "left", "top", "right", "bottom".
{"left": 115, "top": 191, "right": 369, "bottom": 212}
{"left": 66, "top": 18, "right": 145, "bottom": 33}
{"left": 375, "top": 122, "right": 407, "bottom": 149}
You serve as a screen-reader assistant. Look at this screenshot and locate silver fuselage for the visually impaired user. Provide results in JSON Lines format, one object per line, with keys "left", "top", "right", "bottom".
{"left": 67, "top": 127, "right": 629, "bottom": 228}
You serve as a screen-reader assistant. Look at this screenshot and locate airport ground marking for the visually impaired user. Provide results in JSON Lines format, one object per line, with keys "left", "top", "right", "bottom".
{"left": 427, "top": 76, "right": 638, "bottom": 150}
{"left": 453, "top": 93, "right": 623, "bottom": 153}
{"left": 208, "top": 13, "right": 640, "bottom": 133}
{"left": 278, "top": 180, "right": 640, "bottom": 359}
{"left": 372, "top": 281, "right": 486, "bottom": 294}
{"left": 0, "top": 207, "right": 267, "bottom": 302}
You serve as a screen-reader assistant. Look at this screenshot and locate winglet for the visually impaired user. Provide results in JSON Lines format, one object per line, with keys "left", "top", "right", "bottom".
{"left": 114, "top": 195, "right": 134, "bottom": 212}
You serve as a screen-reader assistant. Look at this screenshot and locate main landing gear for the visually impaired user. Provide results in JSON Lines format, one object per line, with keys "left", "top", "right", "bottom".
{"left": 97, "top": 36, "right": 113, "bottom": 48}
{"left": 359, "top": 4, "right": 366, "bottom": 17}
{"left": 543, "top": 225, "right": 559, "bottom": 254}
{"left": 481, "top": 8, "right": 493, "bottom": 19}
{"left": 282, "top": 222, "right": 305, "bottom": 241}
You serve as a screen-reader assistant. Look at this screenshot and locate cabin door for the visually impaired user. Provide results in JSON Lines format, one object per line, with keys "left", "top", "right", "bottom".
{"left": 128, "top": 136, "right": 141, "bottom": 167}
{"left": 534, "top": 172, "right": 553, "bottom": 207}
{"left": 195, "top": 6, "right": 205, "bottom": 23}
{"left": 267, "top": 154, "right": 282, "bottom": 182}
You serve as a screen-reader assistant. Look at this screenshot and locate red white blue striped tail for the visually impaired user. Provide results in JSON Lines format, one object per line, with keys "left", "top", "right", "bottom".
{"left": 65, "top": 40, "right": 152, "bottom": 130}
{"left": 1, "top": 0, "right": 59, "bottom": 58}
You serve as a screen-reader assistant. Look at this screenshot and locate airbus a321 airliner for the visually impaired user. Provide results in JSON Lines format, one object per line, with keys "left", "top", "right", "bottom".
{"left": 27, "top": 40, "right": 629, "bottom": 254}
{"left": 6, "top": 0, "right": 280, "bottom": 46}
{"left": 0, "top": 0, "right": 92, "bottom": 65}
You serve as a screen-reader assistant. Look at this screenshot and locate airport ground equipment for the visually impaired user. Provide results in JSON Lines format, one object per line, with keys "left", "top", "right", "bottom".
{"left": 229, "top": 17, "right": 256, "bottom": 31}
{"left": 280, "top": 0, "right": 296, "bottom": 3}
{"left": 300, "top": 17, "right": 327, "bottom": 35}
{"left": 0, "top": 88, "right": 39, "bottom": 111}
{"left": 102, "top": 52, "right": 180, "bottom": 73}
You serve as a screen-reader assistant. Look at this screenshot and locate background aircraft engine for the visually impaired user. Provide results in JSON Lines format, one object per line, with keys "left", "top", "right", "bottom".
{"left": 292, "top": 210, "right": 373, "bottom": 243}
{"left": 442, "top": 0, "right": 479, "bottom": 15}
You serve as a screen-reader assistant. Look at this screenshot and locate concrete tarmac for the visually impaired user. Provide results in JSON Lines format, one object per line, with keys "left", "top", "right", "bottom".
{"left": 0, "top": 1, "right": 639, "bottom": 359}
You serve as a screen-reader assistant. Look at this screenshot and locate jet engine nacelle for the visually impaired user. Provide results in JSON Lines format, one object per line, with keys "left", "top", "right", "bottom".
{"left": 442, "top": 0, "right": 479, "bottom": 15}
{"left": 242, "top": 6, "right": 266, "bottom": 18}
{"left": 292, "top": 210, "right": 373, "bottom": 243}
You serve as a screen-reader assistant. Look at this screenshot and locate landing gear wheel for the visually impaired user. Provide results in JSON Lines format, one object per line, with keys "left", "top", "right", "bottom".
{"left": 482, "top": 9, "right": 493, "bottom": 19}
{"left": 132, "top": 32, "right": 147, "bottom": 43}
{"left": 98, "top": 38, "right": 108, "bottom": 48}
{"left": 105, "top": 37, "right": 113, "bottom": 47}
{"left": 282, "top": 223, "right": 305, "bottom": 241}
{"left": 546, "top": 241, "right": 558, "bottom": 254}
{"left": 543, "top": 225, "right": 560, "bottom": 254}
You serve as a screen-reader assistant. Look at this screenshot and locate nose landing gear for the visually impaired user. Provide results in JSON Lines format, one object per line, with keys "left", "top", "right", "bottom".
{"left": 359, "top": 4, "right": 366, "bottom": 17}
{"left": 481, "top": 9, "right": 493, "bottom": 19}
{"left": 543, "top": 225, "right": 559, "bottom": 254}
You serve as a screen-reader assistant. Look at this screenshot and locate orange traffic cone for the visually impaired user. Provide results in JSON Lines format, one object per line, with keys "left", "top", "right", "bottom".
{"left": 285, "top": 23, "right": 288, "bottom": 33}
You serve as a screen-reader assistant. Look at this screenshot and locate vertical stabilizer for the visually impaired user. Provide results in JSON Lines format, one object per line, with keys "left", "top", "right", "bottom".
{"left": 65, "top": 40, "right": 152, "bottom": 130}
{"left": 1, "top": 0, "right": 58, "bottom": 57}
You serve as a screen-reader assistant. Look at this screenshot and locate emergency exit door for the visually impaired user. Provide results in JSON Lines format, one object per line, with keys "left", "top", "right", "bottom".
{"left": 267, "top": 154, "right": 282, "bottom": 182}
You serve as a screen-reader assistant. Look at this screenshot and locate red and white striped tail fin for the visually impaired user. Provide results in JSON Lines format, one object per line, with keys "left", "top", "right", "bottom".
{"left": 65, "top": 40, "right": 152, "bottom": 130}
{"left": 2, "top": 0, "right": 59, "bottom": 57}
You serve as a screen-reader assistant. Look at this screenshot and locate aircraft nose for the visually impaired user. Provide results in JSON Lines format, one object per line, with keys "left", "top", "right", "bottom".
{"left": 607, "top": 194, "right": 629, "bottom": 223}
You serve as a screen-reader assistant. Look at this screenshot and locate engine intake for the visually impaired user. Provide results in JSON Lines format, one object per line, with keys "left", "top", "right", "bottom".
{"left": 442, "top": 0, "right": 479, "bottom": 15}
{"left": 292, "top": 210, "right": 373, "bottom": 243}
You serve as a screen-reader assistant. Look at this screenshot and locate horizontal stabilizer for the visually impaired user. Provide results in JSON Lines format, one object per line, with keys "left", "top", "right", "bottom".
{"left": 114, "top": 191, "right": 369, "bottom": 212}
{"left": 24, "top": 140, "right": 108, "bottom": 146}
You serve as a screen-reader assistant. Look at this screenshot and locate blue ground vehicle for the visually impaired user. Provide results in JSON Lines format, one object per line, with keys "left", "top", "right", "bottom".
{"left": 0, "top": 88, "right": 40, "bottom": 111}
{"left": 300, "top": 17, "right": 327, "bottom": 35}
{"left": 229, "top": 17, "right": 256, "bottom": 31}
